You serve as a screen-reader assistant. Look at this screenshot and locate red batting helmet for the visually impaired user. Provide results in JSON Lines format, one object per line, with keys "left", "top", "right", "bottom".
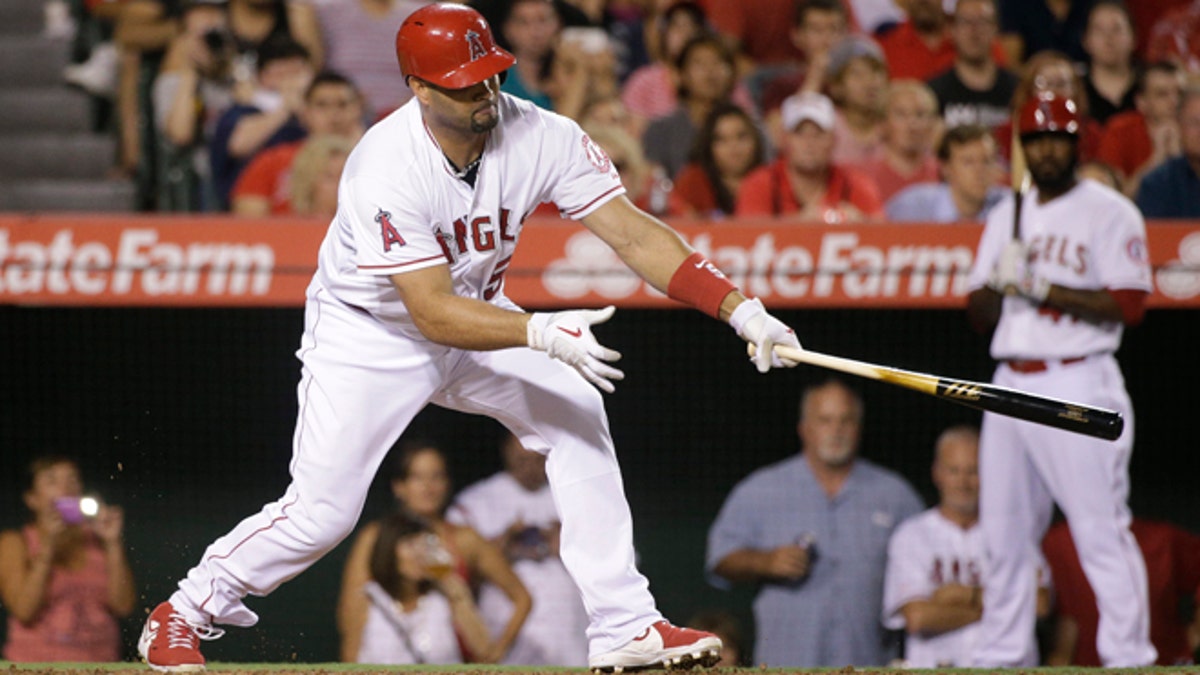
{"left": 395, "top": 3, "right": 515, "bottom": 89}
{"left": 1018, "top": 91, "right": 1081, "bottom": 137}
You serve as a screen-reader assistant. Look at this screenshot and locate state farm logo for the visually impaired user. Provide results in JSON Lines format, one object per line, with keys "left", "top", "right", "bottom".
{"left": 0, "top": 228, "right": 274, "bottom": 296}
{"left": 543, "top": 231, "right": 641, "bottom": 299}
{"left": 541, "top": 231, "right": 974, "bottom": 300}
{"left": 1155, "top": 231, "right": 1200, "bottom": 299}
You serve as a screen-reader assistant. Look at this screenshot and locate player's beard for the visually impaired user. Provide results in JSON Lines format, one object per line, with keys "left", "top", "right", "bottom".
{"left": 1027, "top": 135, "right": 1084, "bottom": 194}
{"left": 1030, "top": 152, "right": 1078, "bottom": 195}
{"left": 471, "top": 107, "right": 499, "bottom": 133}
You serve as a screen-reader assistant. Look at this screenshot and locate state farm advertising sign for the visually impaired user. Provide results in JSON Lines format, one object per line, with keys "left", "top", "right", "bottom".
{"left": 1, "top": 214, "right": 1198, "bottom": 308}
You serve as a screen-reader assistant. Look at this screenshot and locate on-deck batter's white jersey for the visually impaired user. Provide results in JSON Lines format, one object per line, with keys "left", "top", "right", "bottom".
{"left": 966, "top": 181, "right": 1152, "bottom": 360}
{"left": 312, "top": 93, "right": 625, "bottom": 329}
{"left": 447, "top": 472, "right": 589, "bottom": 666}
{"left": 882, "top": 509, "right": 1050, "bottom": 668}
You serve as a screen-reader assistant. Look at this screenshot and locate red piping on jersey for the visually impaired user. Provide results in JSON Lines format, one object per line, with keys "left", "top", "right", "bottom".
{"left": 420, "top": 121, "right": 458, "bottom": 179}
{"left": 198, "top": 289, "right": 325, "bottom": 617}
{"left": 422, "top": 118, "right": 492, "bottom": 179}
{"left": 358, "top": 254, "right": 448, "bottom": 271}
{"left": 563, "top": 186, "right": 623, "bottom": 218}
{"left": 199, "top": 495, "right": 299, "bottom": 616}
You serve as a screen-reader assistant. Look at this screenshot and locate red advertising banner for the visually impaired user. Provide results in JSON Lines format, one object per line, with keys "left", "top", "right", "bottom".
{"left": 1, "top": 214, "right": 1198, "bottom": 308}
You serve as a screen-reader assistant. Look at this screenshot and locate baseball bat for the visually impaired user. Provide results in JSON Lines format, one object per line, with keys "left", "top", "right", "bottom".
{"left": 1010, "top": 114, "right": 1030, "bottom": 240}
{"left": 753, "top": 344, "right": 1123, "bottom": 441}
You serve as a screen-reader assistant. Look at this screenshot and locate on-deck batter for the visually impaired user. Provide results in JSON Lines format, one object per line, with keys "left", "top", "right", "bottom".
{"left": 966, "top": 91, "right": 1156, "bottom": 667}
{"left": 136, "top": 4, "right": 801, "bottom": 673}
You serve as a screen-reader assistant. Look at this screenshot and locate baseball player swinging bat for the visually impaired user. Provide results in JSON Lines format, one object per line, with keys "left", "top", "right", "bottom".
{"left": 749, "top": 344, "right": 1123, "bottom": 441}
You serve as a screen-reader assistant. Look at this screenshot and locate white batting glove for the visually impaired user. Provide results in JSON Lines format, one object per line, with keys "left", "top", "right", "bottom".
{"left": 1018, "top": 273, "right": 1052, "bottom": 303}
{"left": 729, "top": 298, "right": 801, "bottom": 373}
{"left": 527, "top": 306, "right": 624, "bottom": 393}
{"left": 987, "top": 240, "right": 1027, "bottom": 294}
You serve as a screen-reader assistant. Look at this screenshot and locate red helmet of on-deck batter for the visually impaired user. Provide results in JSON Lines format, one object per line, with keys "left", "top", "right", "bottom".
{"left": 395, "top": 3, "right": 515, "bottom": 89}
{"left": 1018, "top": 91, "right": 1081, "bottom": 137}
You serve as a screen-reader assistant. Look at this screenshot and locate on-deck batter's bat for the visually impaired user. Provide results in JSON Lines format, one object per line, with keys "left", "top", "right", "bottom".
{"left": 1010, "top": 114, "right": 1031, "bottom": 240}
{"left": 752, "top": 344, "right": 1123, "bottom": 441}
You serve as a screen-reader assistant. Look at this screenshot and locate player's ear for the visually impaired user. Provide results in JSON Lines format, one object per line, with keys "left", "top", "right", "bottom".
{"left": 409, "top": 77, "right": 431, "bottom": 104}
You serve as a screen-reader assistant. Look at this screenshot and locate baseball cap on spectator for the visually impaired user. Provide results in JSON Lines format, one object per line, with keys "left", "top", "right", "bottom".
{"left": 781, "top": 91, "right": 836, "bottom": 131}
{"left": 826, "top": 35, "right": 886, "bottom": 79}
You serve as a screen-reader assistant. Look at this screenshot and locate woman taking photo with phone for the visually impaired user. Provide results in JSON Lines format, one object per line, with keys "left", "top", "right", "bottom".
{"left": 0, "top": 455, "right": 136, "bottom": 661}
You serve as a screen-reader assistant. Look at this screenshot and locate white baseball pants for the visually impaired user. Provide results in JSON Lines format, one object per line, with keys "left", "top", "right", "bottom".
{"left": 170, "top": 288, "right": 662, "bottom": 656}
{"left": 971, "top": 355, "right": 1156, "bottom": 667}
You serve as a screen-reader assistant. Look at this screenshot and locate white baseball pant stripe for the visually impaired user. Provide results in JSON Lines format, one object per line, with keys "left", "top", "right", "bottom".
{"left": 171, "top": 288, "right": 661, "bottom": 656}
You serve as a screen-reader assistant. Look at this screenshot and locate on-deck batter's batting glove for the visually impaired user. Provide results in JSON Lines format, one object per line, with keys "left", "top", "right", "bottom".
{"left": 1018, "top": 272, "right": 1052, "bottom": 303}
{"left": 729, "top": 298, "right": 801, "bottom": 373}
{"left": 987, "top": 240, "right": 1027, "bottom": 294}
{"left": 527, "top": 306, "right": 625, "bottom": 393}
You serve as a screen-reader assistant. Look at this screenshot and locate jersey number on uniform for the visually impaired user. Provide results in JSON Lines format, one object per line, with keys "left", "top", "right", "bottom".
{"left": 376, "top": 209, "right": 406, "bottom": 252}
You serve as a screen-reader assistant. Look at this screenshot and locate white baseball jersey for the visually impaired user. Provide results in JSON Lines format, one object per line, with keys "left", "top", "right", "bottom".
{"left": 967, "top": 181, "right": 1152, "bottom": 359}
{"left": 313, "top": 93, "right": 624, "bottom": 329}
{"left": 447, "top": 472, "right": 589, "bottom": 666}
{"left": 356, "top": 581, "right": 462, "bottom": 665}
{"left": 883, "top": 509, "right": 1050, "bottom": 668}
{"left": 966, "top": 180, "right": 1157, "bottom": 668}
{"left": 169, "top": 92, "right": 665, "bottom": 659}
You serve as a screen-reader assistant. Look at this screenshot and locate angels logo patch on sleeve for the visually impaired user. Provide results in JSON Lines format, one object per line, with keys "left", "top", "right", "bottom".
{"left": 1125, "top": 236, "right": 1148, "bottom": 263}
{"left": 582, "top": 134, "right": 612, "bottom": 174}
{"left": 376, "top": 209, "right": 406, "bottom": 252}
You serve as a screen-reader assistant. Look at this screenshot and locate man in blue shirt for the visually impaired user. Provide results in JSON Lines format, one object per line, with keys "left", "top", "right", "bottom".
{"left": 1136, "top": 87, "right": 1200, "bottom": 218}
{"left": 706, "top": 378, "right": 924, "bottom": 667}
{"left": 887, "top": 124, "right": 1006, "bottom": 223}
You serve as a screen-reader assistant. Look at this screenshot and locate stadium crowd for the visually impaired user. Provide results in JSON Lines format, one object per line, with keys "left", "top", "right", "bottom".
{"left": 60, "top": 0, "right": 1200, "bottom": 219}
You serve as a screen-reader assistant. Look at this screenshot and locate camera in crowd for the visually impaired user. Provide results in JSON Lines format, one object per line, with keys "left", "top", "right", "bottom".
{"left": 54, "top": 496, "right": 100, "bottom": 525}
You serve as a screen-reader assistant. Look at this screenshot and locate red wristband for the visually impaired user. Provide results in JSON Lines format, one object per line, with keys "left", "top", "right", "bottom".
{"left": 667, "top": 252, "right": 738, "bottom": 319}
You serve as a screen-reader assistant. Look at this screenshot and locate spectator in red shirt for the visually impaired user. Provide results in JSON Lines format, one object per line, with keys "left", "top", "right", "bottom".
{"left": 876, "top": 0, "right": 1007, "bottom": 81}
{"left": 1128, "top": 0, "right": 1188, "bottom": 60}
{"left": 850, "top": 79, "right": 942, "bottom": 202}
{"left": 1043, "top": 517, "right": 1200, "bottom": 667}
{"left": 674, "top": 102, "right": 767, "bottom": 218}
{"left": 736, "top": 91, "right": 883, "bottom": 221}
{"left": 1147, "top": 1, "right": 1200, "bottom": 72}
{"left": 231, "top": 71, "right": 365, "bottom": 216}
{"left": 1096, "top": 61, "right": 1185, "bottom": 197}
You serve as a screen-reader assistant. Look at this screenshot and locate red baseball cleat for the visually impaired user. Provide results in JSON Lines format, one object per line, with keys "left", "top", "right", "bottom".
{"left": 589, "top": 620, "right": 722, "bottom": 672}
{"left": 138, "top": 601, "right": 224, "bottom": 673}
